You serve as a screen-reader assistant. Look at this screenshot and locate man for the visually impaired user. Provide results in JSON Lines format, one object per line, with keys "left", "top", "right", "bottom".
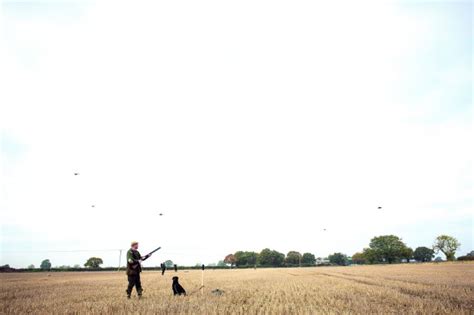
{"left": 126, "top": 241, "right": 150, "bottom": 299}
{"left": 160, "top": 262, "right": 166, "bottom": 276}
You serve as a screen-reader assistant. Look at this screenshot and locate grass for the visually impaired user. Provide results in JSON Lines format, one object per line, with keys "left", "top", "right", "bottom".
{"left": 0, "top": 262, "right": 473, "bottom": 314}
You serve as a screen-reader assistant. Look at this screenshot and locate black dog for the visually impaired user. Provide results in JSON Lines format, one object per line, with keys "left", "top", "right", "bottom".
{"left": 172, "top": 276, "right": 186, "bottom": 296}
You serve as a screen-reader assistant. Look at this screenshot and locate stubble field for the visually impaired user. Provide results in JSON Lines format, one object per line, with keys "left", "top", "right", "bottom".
{"left": 0, "top": 262, "right": 473, "bottom": 314}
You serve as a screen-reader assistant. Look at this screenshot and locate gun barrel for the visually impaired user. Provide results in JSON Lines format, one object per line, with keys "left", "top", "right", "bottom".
{"left": 142, "top": 246, "right": 161, "bottom": 260}
{"left": 148, "top": 247, "right": 161, "bottom": 255}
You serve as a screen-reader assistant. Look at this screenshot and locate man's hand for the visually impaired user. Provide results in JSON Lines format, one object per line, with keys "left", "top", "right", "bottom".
{"left": 142, "top": 254, "right": 151, "bottom": 260}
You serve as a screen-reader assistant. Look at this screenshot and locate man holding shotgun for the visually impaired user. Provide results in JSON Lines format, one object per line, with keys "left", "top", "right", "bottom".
{"left": 126, "top": 241, "right": 159, "bottom": 299}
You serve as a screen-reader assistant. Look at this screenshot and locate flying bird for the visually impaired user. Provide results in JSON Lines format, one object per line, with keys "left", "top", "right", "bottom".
{"left": 74, "top": 173, "right": 79, "bottom": 176}
{"left": 159, "top": 213, "right": 163, "bottom": 216}
{"left": 91, "top": 205, "right": 95, "bottom": 208}
{"left": 377, "top": 206, "right": 382, "bottom": 210}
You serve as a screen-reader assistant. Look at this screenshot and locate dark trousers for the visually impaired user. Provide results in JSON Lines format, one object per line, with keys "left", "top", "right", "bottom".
{"left": 127, "top": 274, "right": 142, "bottom": 296}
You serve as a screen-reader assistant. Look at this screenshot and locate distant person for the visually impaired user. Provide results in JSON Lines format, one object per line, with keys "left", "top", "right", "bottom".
{"left": 126, "top": 241, "right": 150, "bottom": 299}
{"left": 161, "top": 263, "right": 166, "bottom": 276}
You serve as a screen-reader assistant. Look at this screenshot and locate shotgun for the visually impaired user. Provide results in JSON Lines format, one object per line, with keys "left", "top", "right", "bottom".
{"left": 129, "top": 247, "right": 161, "bottom": 269}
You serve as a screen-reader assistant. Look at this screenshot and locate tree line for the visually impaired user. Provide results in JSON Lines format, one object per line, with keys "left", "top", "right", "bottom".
{"left": 352, "top": 234, "right": 465, "bottom": 265}
{"left": 223, "top": 249, "right": 317, "bottom": 267}
{"left": 23, "top": 257, "right": 105, "bottom": 271}
{"left": 222, "top": 234, "right": 471, "bottom": 267}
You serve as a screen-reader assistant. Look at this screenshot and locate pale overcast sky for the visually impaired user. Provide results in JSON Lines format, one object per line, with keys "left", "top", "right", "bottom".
{"left": 0, "top": 0, "right": 472, "bottom": 268}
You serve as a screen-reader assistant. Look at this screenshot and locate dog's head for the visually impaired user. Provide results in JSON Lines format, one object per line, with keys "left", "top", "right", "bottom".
{"left": 172, "top": 276, "right": 179, "bottom": 282}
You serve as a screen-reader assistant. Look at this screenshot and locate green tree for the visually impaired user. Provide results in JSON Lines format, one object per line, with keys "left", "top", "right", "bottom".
{"left": 457, "top": 255, "right": 474, "bottom": 261}
{"left": 258, "top": 248, "right": 285, "bottom": 267}
{"left": 84, "top": 257, "right": 103, "bottom": 269}
{"left": 351, "top": 252, "right": 366, "bottom": 264}
{"left": 362, "top": 248, "right": 381, "bottom": 264}
{"left": 28, "top": 264, "right": 35, "bottom": 269}
{"left": 246, "top": 252, "right": 258, "bottom": 266}
{"left": 301, "top": 253, "right": 316, "bottom": 265}
{"left": 401, "top": 247, "right": 414, "bottom": 263}
{"left": 73, "top": 264, "right": 81, "bottom": 269}
{"left": 369, "top": 235, "right": 409, "bottom": 263}
{"left": 433, "top": 235, "right": 460, "bottom": 261}
{"left": 165, "top": 260, "right": 174, "bottom": 268}
{"left": 224, "top": 254, "right": 236, "bottom": 267}
{"left": 328, "top": 252, "right": 348, "bottom": 266}
{"left": 40, "top": 259, "right": 51, "bottom": 270}
{"left": 285, "top": 251, "right": 302, "bottom": 266}
{"left": 413, "top": 247, "right": 435, "bottom": 262}
{"left": 234, "top": 251, "right": 258, "bottom": 266}
{"left": 217, "top": 260, "right": 226, "bottom": 267}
